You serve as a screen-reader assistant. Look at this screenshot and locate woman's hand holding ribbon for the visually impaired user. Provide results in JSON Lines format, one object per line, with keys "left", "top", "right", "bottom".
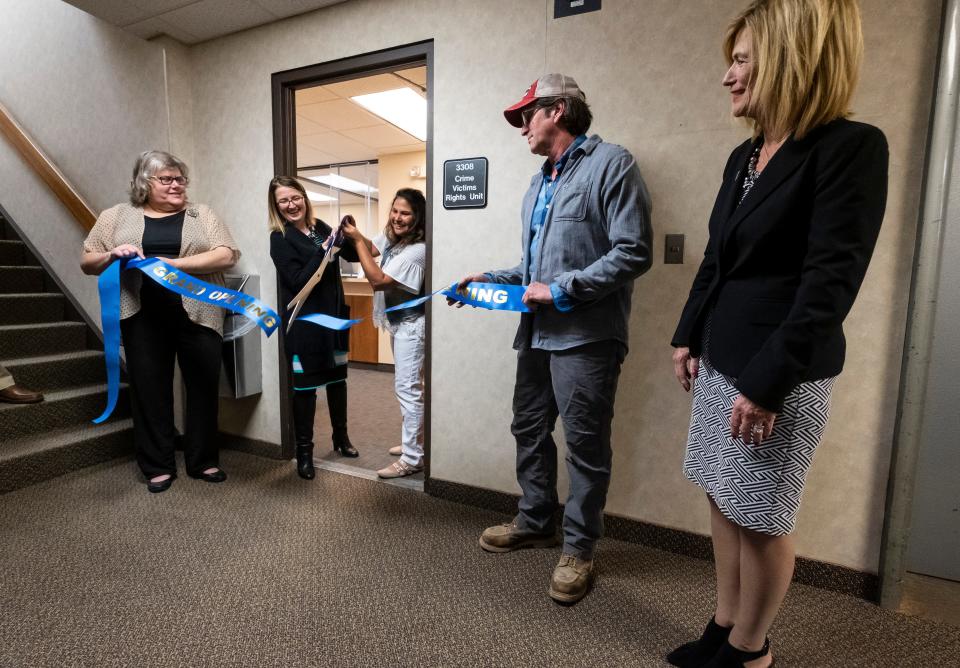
{"left": 110, "top": 244, "right": 145, "bottom": 261}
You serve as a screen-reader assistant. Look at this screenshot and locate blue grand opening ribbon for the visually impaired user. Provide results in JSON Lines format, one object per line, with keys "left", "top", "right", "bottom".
{"left": 93, "top": 257, "right": 279, "bottom": 424}
{"left": 440, "top": 282, "right": 531, "bottom": 312}
{"left": 295, "top": 282, "right": 530, "bottom": 332}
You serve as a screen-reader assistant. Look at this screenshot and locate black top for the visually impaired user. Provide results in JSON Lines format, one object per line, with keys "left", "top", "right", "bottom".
{"left": 269, "top": 219, "right": 359, "bottom": 364}
{"left": 671, "top": 119, "right": 889, "bottom": 412}
{"left": 142, "top": 211, "right": 185, "bottom": 257}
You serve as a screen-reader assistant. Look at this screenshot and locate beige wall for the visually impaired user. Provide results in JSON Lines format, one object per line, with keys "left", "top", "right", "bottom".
{"left": 167, "top": 0, "right": 938, "bottom": 571}
{"left": 0, "top": 0, "right": 168, "bottom": 323}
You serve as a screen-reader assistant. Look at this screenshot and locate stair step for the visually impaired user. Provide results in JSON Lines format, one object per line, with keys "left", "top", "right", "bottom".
{"left": 0, "top": 240, "right": 25, "bottom": 264}
{"left": 0, "top": 293, "right": 67, "bottom": 324}
{"left": 0, "top": 321, "right": 88, "bottom": 357}
{"left": 0, "top": 383, "right": 130, "bottom": 439}
{"left": 0, "top": 265, "right": 44, "bottom": 293}
{"left": 3, "top": 350, "right": 107, "bottom": 391}
{"left": 0, "top": 418, "right": 133, "bottom": 494}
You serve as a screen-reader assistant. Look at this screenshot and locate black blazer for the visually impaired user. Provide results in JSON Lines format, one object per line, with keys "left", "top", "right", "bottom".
{"left": 672, "top": 119, "right": 889, "bottom": 412}
{"left": 269, "top": 219, "right": 359, "bottom": 363}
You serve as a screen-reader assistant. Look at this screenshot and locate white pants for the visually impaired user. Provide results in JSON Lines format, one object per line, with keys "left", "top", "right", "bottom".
{"left": 390, "top": 318, "right": 425, "bottom": 467}
{"left": 0, "top": 363, "right": 14, "bottom": 391}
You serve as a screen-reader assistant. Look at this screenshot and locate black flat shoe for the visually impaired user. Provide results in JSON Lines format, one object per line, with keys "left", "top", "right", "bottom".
{"left": 667, "top": 616, "right": 733, "bottom": 667}
{"left": 189, "top": 468, "right": 227, "bottom": 483}
{"left": 703, "top": 639, "right": 771, "bottom": 667}
{"left": 147, "top": 474, "right": 176, "bottom": 493}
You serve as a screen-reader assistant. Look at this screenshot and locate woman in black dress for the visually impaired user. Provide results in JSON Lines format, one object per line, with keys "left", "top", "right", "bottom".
{"left": 268, "top": 176, "right": 359, "bottom": 479}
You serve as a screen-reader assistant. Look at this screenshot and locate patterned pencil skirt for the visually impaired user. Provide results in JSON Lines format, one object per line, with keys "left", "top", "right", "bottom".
{"left": 683, "top": 352, "right": 836, "bottom": 536}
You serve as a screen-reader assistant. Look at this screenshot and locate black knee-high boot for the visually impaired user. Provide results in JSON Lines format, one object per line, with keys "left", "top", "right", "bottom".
{"left": 292, "top": 389, "right": 317, "bottom": 479}
{"left": 326, "top": 382, "right": 358, "bottom": 457}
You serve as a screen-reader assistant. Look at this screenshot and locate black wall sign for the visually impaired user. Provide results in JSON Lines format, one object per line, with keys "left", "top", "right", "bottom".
{"left": 555, "top": 0, "right": 601, "bottom": 19}
{"left": 443, "top": 158, "right": 488, "bottom": 209}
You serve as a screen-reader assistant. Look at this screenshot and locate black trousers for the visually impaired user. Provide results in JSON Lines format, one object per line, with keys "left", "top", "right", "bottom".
{"left": 121, "top": 285, "right": 222, "bottom": 478}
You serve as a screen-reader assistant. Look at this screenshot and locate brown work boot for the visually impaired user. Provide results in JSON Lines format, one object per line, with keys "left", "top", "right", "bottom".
{"left": 548, "top": 554, "right": 594, "bottom": 604}
{"left": 0, "top": 384, "right": 44, "bottom": 404}
{"left": 478, "top": 521, "right": 560, "bottom": 553}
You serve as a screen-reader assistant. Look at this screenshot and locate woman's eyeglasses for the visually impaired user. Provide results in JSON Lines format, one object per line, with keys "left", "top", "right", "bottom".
{"left": 150, "top": 175, "right": 189, "bottom": 186}
{"left": 276, "top": 195, "right": 304, "bottom": 207}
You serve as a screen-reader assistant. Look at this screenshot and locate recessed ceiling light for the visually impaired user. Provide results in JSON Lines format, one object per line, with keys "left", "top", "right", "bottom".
{"left": 307, "top": 174, "right": 378, "bottom": 195}
{"left": 350, "top": 87, "right": 426, "bottom": 141}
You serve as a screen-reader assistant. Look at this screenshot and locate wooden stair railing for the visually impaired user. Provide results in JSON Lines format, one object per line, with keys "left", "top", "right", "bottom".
{"left": 0, "top": 100, "right": 97, "bottom": 231}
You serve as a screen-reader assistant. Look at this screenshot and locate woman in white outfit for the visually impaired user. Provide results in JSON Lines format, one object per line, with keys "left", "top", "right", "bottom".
{"left": 341, "top": 188, "right": 426, "bottom": 479}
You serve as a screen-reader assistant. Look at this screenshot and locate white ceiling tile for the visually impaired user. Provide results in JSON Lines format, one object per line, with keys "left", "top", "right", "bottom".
{"left": 297, "top": 99, "right": 381, "bottom": 131}
{"left": 131, "top": 0, "right": 200, "bottom": 13}
{"left": 340, "top": 124, "right": 421, "bottom": 148}
{"left": 249, "top": 0, "right": 348, "bottom": 19}
{"left": 295, "top": 115, "right": 330, "bottom": 137}
{"left": 324, "top": 73, "right": 410, "bottom": 98}
{"left": 125, "top": 16, "right": 201, "bottom": 43}
{"left": 64, "top": 0, "right": 153, "bottom": 26}
{"left": 300, "top": 132, "right": 375, "bottom": 163}
{"left": 157, "top": 0, "right": 275, "bottom": 43}
{"left": 65, "top": 0, "right": 357, "bottom": 43}
{"left": 296, "top": 86, "right": 339, "bottom": 105}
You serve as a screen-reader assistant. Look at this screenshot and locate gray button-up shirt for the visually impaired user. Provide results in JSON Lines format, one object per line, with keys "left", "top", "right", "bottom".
{"left": 487, "top": 134, "right": 653, "bottom": 351}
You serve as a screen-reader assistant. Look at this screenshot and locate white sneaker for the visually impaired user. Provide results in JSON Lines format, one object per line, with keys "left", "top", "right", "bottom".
{"left": 377, "top": 460, "right": 423, "bottom": 478}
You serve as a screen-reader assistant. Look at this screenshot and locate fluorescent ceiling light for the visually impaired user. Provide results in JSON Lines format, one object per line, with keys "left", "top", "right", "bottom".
{"left": 307, "top": 174, "right": 378, "bottom": 195}
{"left": 350, "top": 87, "right": 426, "bottom": 141}
{"left": 305, "top": 190, "right": 336, "bottom": 203}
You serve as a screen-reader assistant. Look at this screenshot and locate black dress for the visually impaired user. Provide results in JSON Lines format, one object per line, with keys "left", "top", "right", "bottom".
{"left": 269, "top": 220, "right": 359, "bottom": 390}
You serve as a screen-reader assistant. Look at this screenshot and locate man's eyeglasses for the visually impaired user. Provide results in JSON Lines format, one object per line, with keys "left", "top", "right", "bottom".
{"left": 150, "top": 175, "right": 189, "bottom": 186}
{"left": 276, "top": 195, "right": 304, "bottom": 207}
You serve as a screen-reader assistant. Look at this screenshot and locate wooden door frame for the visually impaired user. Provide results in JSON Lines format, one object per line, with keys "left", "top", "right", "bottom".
{"left": 270, "top": 41, "right": 434, "bottom": 482}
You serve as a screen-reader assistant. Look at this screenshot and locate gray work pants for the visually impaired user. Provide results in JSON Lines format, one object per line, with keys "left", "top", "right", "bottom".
{"left": 511, "top": 340, "right": 626, "bottom": 559}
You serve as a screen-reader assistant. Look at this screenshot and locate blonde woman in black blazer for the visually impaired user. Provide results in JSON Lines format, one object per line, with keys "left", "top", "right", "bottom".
{"left": 668, "top": 2, "right": 887, "bottom": 667}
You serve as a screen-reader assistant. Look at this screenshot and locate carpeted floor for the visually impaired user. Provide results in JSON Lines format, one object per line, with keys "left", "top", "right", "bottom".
{"left": 313, "top": 367, "right": 424, "bottom": 481}
{"left": 1, "top": 450, "right": 958, "bottom": 667}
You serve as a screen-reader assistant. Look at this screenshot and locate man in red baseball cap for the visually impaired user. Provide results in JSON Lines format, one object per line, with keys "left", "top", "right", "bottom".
{"left": 455, "top": 73, "right": 653, "bottom": 604}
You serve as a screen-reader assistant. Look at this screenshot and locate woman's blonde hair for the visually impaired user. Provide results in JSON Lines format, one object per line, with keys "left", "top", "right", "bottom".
{"left": 267, "top": 176, "right": 315, "bottom": 234}
{"left": 724, "top": 0, "right": 863, "bottom": 140}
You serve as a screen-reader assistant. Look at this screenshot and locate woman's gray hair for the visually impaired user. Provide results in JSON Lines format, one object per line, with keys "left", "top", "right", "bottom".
{"left": 129, "top": 150, "right": 190, "bottom": 207}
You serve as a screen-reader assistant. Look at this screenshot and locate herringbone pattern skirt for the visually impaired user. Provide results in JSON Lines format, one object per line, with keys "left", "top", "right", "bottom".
{"left": 683, "top": 352, "right": 835, "bottom": 535}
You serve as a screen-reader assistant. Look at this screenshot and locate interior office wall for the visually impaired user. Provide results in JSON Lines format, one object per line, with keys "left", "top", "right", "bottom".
{"left": 0, "top": 0, "right": 168, "bottom": 323}
{"left": 182, "top": 0, "right": 939, "bottom": 571}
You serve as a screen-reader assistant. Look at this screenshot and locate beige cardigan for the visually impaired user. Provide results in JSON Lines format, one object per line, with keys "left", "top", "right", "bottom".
{"left": 84, "top": 202, "right": 241, "bottom": 336}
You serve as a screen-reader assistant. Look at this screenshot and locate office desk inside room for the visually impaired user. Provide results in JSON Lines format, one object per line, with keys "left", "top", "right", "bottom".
{"left": 343, "top": 278, "right": 378, "bottom": 363}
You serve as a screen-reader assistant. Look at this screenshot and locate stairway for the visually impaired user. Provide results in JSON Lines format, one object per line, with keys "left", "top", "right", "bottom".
{"left": 0, "top": 213, "right": 132, "bottom": 494}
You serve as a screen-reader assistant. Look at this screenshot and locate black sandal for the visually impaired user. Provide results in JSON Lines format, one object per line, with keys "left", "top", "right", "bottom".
{"left": 666, "top": 617, "right": 733, "bottom": 667}
{"left": 704, "top": 638, "right": 772, "bottom": 667}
